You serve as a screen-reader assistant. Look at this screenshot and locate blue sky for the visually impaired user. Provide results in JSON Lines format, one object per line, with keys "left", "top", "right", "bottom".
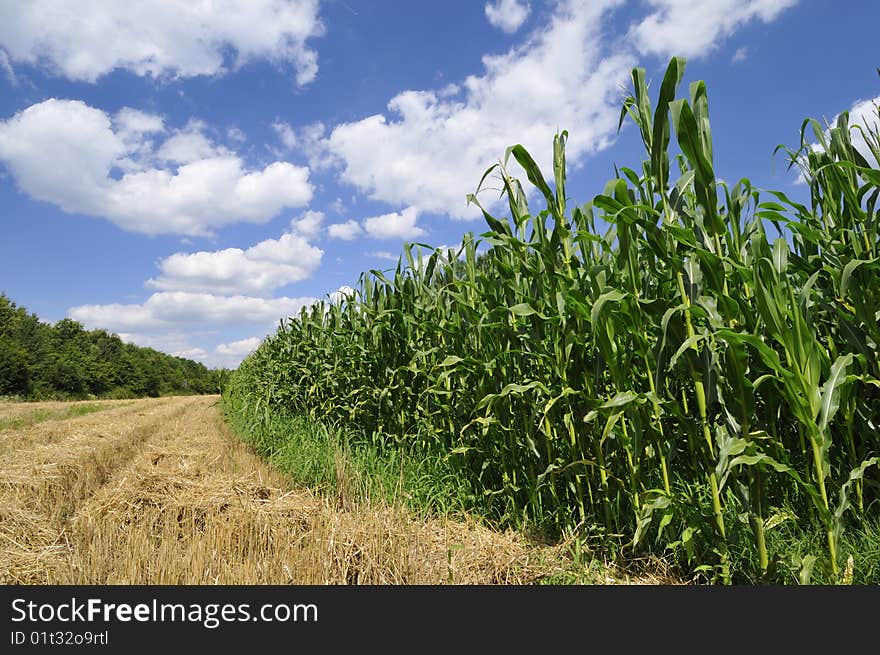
{"left": 0, "top": 0, "right": 878, "bottom": 368}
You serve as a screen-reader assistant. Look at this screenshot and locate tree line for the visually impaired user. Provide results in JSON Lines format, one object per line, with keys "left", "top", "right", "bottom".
{"left": 0, "top": 292, "right": 223, "bottom": 398}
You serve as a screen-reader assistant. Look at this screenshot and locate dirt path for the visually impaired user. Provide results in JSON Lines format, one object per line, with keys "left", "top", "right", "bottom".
{"left": 0, "top": 396, "right": 660, "bottom": 584}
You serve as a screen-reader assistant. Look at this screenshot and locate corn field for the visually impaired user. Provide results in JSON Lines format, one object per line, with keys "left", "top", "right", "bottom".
{"left": 226, "top": 58, "right": 880, "bottom": 582}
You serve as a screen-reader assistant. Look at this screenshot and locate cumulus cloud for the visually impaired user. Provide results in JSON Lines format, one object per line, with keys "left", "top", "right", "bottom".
{"left": 629, "top": 0, "right": 798, "bottom": 59}
{"left": 216, "top": 337, "right": 263, "bottom": 357}
{"left": 0, "top": 0, "right": 324, "bottom": 85}
{"left": 485, "top": 0, "right": 531, "bottom": 34}
{"left": 157, "top": 121, "right": 221, "bottom": 164}
{"left": 327, "top": 219, "right": 363, "bottom": 240}
{"left": 325, "top": 0, "right": 633, "bottom": 220}
{"left": 732, "top": 46, "right": 748, "bottom": 63}
{"left": 116, "top": 331, "right": 211, "bottom": 355}
{"left": 0, "top": 99, "right": 313, "bottom": 235}
{"left": 291, "top": 209, "right": 325, "bottom": 238}
{"left": 211, "top": 336, "right": 267, "bottom": 368}
{"left": 70, "top": 292, "right": 317, "bottom": 332}
{"left": 114, "top": 107, "right": 165, "bottom": 136}
{"left": 76, "top": 293, "right": 315, "bottom": 368}
{"left": 146, "top": 233, "right": 323, "bottom": 296}
{"left": 326, "top": 208, "right": 425, "bottom": 240}
{"left": 77, "top": 304, "right": 167, "bottom": 333}
{"left": 67, "top": 220, "right": 324, "bottom": 367}
{"left": 172, "top": 347, "right": 211, "bottom": 361}
{"left": 320, "top": 0, "right": 800, "bottom": 221}
{"left": 112, "top": 332, "right": 263, "bottom": 369}
{"left": 362, "top": 206, "right": 425, "bottom": 239}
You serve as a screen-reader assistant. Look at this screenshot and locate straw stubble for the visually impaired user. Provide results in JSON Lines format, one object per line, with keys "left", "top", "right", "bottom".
{"left": 2, "top": 396, "right": 648, "bottom": 584}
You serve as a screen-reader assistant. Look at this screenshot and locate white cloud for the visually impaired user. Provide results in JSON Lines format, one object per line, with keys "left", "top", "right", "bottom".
{"left": 70, "top": 292, "right": 317, "bottom": 331}
{"left": 327, "top": 219, "right": 363, "bottom": 240}
{"left": 367, "top": 250, "right": 399, "bottom": 261}
{"left": 363, "top": 206, "right": 425, "bottom": 239}
{"left": 146, "top": 233, "right": 323, "bottom": 296}
{"left": 327, "top": 286, "right": 356, "bottom": 305}
{"left": 0, "top": 0, "right": 324, "bottom": 85}
{"left": 117, "top": 331, "right": 210, "bottom": 355}
{"left": 845, "top": 96, "right": 880, "bottom": 167}
{"left": 485, "top": 0, "right": 531, "bottom": 34}
{"left": 0, "top": 99, "right": 313, "bottom": 236}
{"left": 114, "top": 107, "right": 165, "bottom": 136}
{"left": 211, "top": 337, "right": 266, "bottom": 368}
{"left": 273, "top": 120, "right": 298, "bottom": 149}
{"left": 291, "top": 209, "right": 324, "bottom": 238}
{"left": 172, "top": 347, "right": 211, "bottom": 361}
{"left": 66, "top": 218, "right": 324, "bottom": 366}
{"left": 73, "top": 292, "right": 315, "bottom": 368}
{"left": 318, "top": 0, "right": 799, "bottom": 222}
{"left": 216, "top": 337, "right": 263, "bottom": 357}
{"left": 790, "top": 95, "right": 879, "bottom": 186}
{"left": 271, "top": 120, "right": 334, "bottom": 169}
{"left": 326, "top": 208, "right": 425, "bottom": 240}
{"left": 299, "top": 122, "right": 334, "bottom": 169}
{"left": 732, "top": 46, "right": 748, "bottom": 63}
{"left": 112, "top": 108, "right": 166, "bottom": 167}
{"left": 112, "top": 331, "right": 263, "bottom": 369}
{"left": 629, "top": 0, "right": 797, "bottom": 59}
{"left": 157, "top": 121, "right": 222, "bottom": 164}
{"left": 77, "top": 304, "right": 167, "bottom": 332}
{"left": 325, "top": 0, "right": 633, "bottom": 220}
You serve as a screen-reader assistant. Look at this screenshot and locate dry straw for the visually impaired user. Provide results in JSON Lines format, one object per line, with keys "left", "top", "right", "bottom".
{"left": 1, "top": 397, "right": 663, "bottom": 584}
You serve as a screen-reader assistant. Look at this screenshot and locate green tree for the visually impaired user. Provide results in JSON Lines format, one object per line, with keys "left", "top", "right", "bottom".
{"left": 0, "top": 292, "right": 221, "bottom": 399}
{"left": 0, "top": 335, "right": 30, "bottom": 395}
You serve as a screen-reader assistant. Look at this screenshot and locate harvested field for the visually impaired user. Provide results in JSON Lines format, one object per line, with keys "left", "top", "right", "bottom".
{"left": 0, "top": 396, "right": 667, "bottom": 585}
{"left": 0, "top": 398, "right": 137, "bottom": 435}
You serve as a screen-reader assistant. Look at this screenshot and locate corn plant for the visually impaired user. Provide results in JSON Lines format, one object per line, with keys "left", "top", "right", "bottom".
{"left": 225, "top": 58, "right": 880, "bottom": 583}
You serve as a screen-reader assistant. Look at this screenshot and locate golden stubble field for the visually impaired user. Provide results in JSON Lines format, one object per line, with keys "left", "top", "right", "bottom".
{"left": 0, "top": 396, "right": 669, "bottom": 585}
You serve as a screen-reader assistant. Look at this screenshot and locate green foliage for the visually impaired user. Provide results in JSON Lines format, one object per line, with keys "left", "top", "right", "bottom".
{"left": 225, "top": 58, "right": 880, "bottom": 583}
{"left": 222, "top": 396, "right": 474, "bottom": 517}
{"left": 0, "top": 293, "right": 222, "bottom": 399}
{"left": 0, "top": 334, "right": 31, "bottom": 395}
